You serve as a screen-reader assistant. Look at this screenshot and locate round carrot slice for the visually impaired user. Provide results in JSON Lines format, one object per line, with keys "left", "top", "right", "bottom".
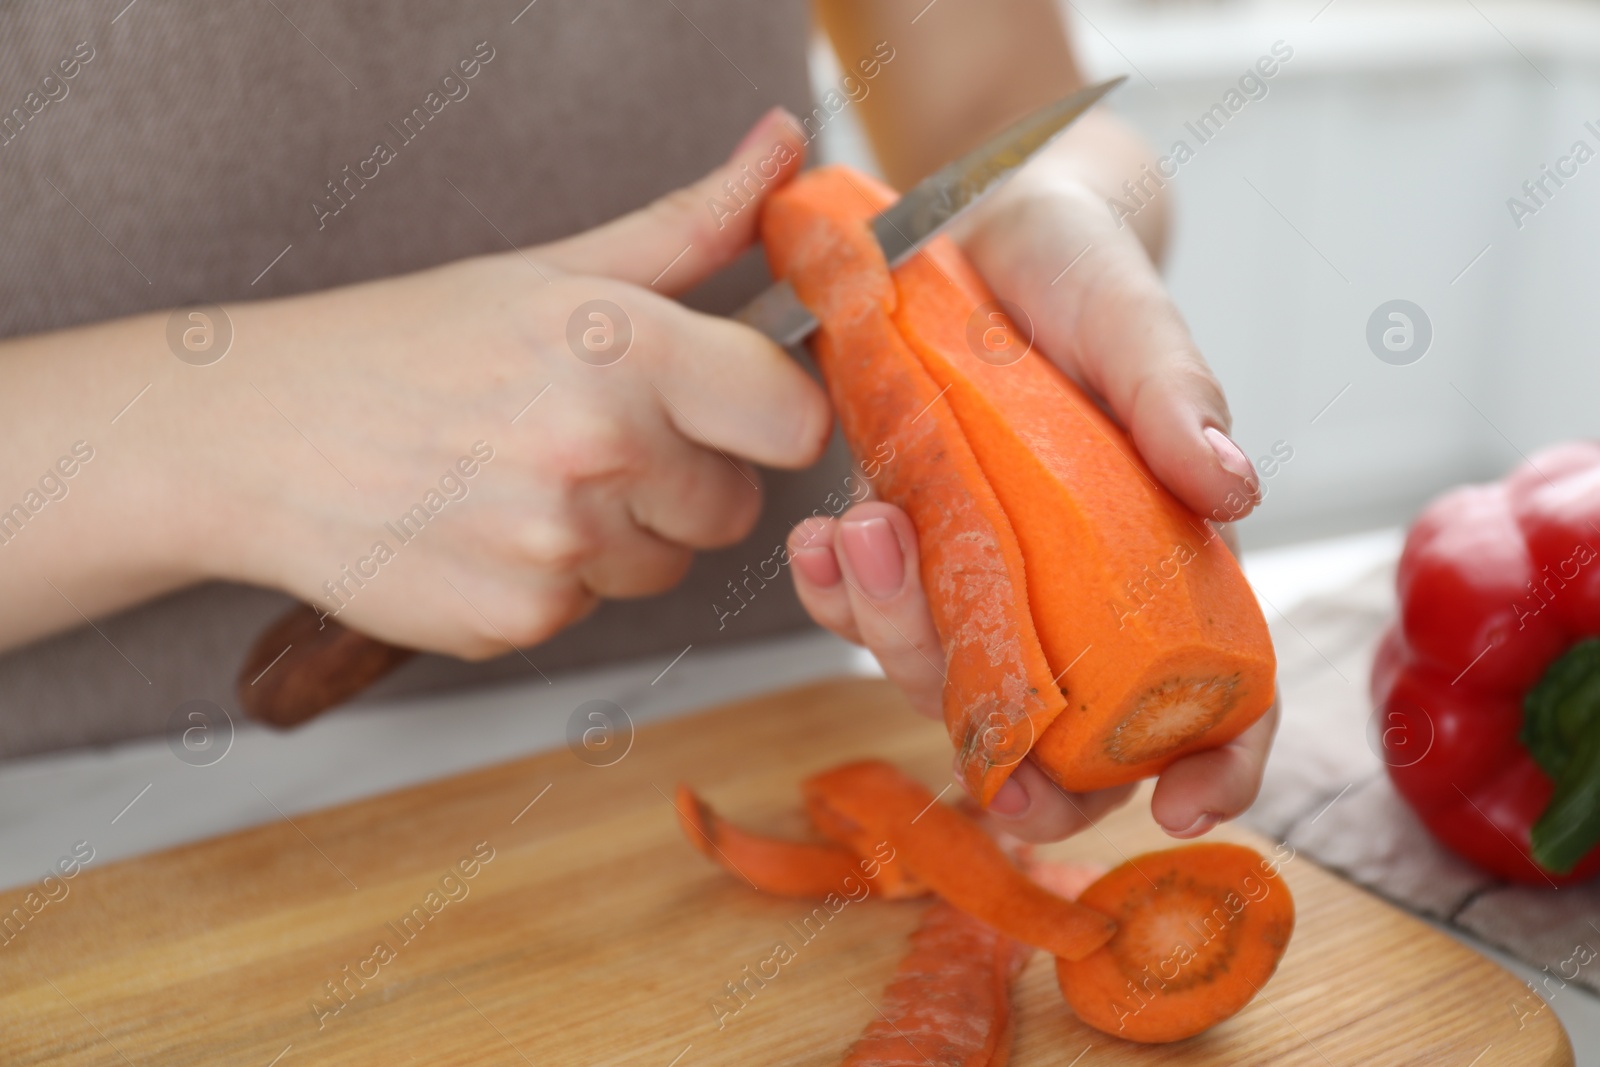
{"left": 1055, "top": 843, "right": 1294, "bottom": 1043}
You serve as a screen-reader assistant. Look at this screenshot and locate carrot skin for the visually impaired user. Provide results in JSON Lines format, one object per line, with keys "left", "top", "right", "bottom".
{"left": 803, "top": 761, "right": 1116, "bottom": 961}
{"left": 842, "top": 901, "right": 1030, "bottom": 1067}
{"left": 675, "top": 784, "right": 925, "bottom": 900}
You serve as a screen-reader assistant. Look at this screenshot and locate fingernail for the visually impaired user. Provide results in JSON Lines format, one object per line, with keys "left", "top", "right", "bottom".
{"left": 839, "top": 517, "right": 904, "bottom": 600}
{"left": 988, "top": 777, "right": 1031, "bottom": 818}
{"left": 792, "top": 546, "right": 842, "bottom": 589}
{"left": 1164, "top": 812, "right": 1219, "bottom": 839}
{"left": 728, "top": 106, "right": 793, "bottom": 161}
{"left": 1204, "top": 427, "right": 1259, "bottom": 493}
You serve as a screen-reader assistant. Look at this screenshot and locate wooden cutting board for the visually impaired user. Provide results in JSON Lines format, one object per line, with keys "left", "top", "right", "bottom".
{"left": 0, "top": 678, "right": 1572, "bottom": 1065}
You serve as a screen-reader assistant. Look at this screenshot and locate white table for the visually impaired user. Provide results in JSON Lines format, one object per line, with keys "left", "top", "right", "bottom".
{"left": 2, "top": 527, "right": 1594, "bottom": 1061}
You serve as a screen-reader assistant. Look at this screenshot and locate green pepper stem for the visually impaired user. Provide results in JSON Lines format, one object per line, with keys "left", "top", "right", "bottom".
{"left": 1525, "top": 638, "right": 1600, "bottom": 874}
{"left": 1531, "top": 722, "right": 1600, "bottom": 874}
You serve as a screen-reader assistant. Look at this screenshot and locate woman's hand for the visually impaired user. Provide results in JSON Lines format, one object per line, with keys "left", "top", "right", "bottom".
{"left": 959, "top": 115, "right": 1265, "bottom": 520}
{"left": 204, "top": 110, "right": 829, "bottom": 658}
{"left": 0, "top": 108, "right": 829, "bottom": 657}
{"left": 787, "top": 136, "right": 1276, "bottom": 843}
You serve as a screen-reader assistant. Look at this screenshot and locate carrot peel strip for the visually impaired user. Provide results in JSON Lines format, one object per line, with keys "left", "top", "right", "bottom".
{"left": 802, "top": 761, "right": 1115, "bottom": 961}
{"left": 674, "top": 785, "right": 926, "bottom": 900}
{"left": 842, "top": 901, "right": 1030, "bottom": 1067}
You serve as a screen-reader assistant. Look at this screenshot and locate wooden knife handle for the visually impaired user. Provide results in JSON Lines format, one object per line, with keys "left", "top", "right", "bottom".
{"left": 236, "top": 604, "right": 415, "bottom": 728}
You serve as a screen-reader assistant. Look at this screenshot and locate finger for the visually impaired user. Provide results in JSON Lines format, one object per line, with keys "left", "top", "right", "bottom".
{"left": 540, "top": 276, "right": 829, "bottom": 471}
{"left": 966, "top": 206, "right": 1260, "bottom": 524}
{"left": 630, "top": 434, "right": 764, "bottom": 550}
{"left": 1149, "top": 697, "right": 1280, "bottom": 838}
{"left": 976, "top": 758, "right": 1137, "bottom": 844}
{"left": 580, "top": 529, "right": 693, "bottom": 599}
{"left": 645, "top": 299, "right": 832, "bottom": 470}
{"left": 443, "top": 570, "right": 598, "bottom": 659}
{"left": 1067, "top": 258, "right": 1260, "bottom": 523}
{"left": 532, "top": 107, "right": 807, "bottom": 295}
{"left": 566, "top": 484, "right": 694, "bottom": 600}
{"left": 787, "top": 517, "right": 863, "bottom": 645}
{"left": 831, "top": 502, "right": 946, "bottom": 721}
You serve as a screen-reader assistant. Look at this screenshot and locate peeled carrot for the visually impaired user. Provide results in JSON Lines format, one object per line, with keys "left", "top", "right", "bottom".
{"left": 842, "top": 901, "right": 1030, "bottom": 1067}
{"left": 762, "top": 166, "right": 1276, "bottom": 794}
{"left": 1055, "top": 843, "right": 1295, "bottom": 1043}
{"left": 675, "top": 785, "right": 926, "bottom": 900}
{"left": 895, "top": 234, "right": 1276, "bottom": 791}
{"left": 802, "top": 761, "right": 1115, "bottom": 961}
{"left": 762, "top": 172, "right": 1065, "bottom": 806}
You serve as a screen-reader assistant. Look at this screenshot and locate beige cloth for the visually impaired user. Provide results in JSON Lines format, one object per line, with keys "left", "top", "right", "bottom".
{"left": 1244, "top": 563, "right": 1600, "bottom": 997}
{"left": 0, "top": 1, "right": 851, "bottom": 759}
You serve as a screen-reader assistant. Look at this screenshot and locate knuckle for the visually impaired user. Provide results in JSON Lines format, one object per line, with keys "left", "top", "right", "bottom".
{"left": 454, "top": 639, "right": 503, "bottom": 663}
{"left": 548, "top": 277, "right": 650, "bottom": 357}
{"left": 790, "top": 387, "right": 834, "bottom": 465}
{"left": 724, "top": 481, "right": 763, "bottom": 542}
{"left": 512, "top": 518, "right": 592, "bottom": 570}
{"left": 447, "top": 592, "right": 563, "bottom": 659}
{"left": 547, "top": 414, "right": 643, "bottom": 490}
{"left": 697, "top": 473, "right": 762, "bottom": 547}
{"left": 1172, "top": 358, "right": 1229, "bottom": 415}
{"left": 634, "top": 547, "right": 694, "bottom": 595}
{"left": 495, "top": 593, "right": 576, "bottom": 650}
{"left": 647, "top": 185, "right": 712, "bottom": 241}
{"left": 1130, "top": 353, "right": 1228, "bottom": 427}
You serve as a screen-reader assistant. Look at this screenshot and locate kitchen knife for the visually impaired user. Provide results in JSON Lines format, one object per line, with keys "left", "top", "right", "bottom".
{"left": 236, "top": 76, "right": 1126, "bottom": 728}
{"left": 735, "top": 75, "right": 1124, "bottom": 346}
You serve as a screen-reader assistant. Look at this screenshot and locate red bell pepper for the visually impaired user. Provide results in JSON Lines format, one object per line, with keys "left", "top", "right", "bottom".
{"left": 1374, "top": 440, "right": 1600, "bottom": 884}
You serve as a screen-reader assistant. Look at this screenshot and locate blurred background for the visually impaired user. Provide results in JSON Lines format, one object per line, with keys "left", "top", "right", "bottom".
{"left": 817, "top": 0, "right": 1600, "bottom": 547}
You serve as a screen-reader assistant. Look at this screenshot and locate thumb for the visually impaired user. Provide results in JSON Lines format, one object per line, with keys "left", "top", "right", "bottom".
{"left": 532, "top": 107, "right": 807, "bottom": 295}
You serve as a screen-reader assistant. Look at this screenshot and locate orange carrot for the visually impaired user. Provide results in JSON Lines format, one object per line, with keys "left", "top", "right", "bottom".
{"left": 802, "top": 761, "right": 1115, "bottom": 961}
{"left": 762, "top": 164, "right": 1275, "bottom": 796}
{"left": 762, "top": 170, "right": 1065, "bottom": 806}
{"left": 675, "top": 785, "right": 925, "bottom": 900}
{"left": 842, "top": 901, "right": 1030, "bottom": 1067}
{"left": 892, "top": 233, "right": 1277, "bottom": 791}
{"left": 1055, "top": 843, "right": 1295, "bottom": 1043}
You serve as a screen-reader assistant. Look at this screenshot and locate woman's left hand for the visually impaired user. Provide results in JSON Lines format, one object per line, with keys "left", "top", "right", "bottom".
{"left": 786, "top": 161, "right": 1278, "bottom": 843}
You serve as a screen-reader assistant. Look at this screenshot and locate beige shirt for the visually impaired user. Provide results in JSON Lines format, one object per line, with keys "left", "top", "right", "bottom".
{"left": 0, "top": 1, "right": 848, "bottom": 758}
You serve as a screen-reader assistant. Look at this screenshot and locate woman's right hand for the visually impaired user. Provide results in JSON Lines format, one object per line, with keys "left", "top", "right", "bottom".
{"left": 112, "top": 108, "right": 827, "bottom": 659}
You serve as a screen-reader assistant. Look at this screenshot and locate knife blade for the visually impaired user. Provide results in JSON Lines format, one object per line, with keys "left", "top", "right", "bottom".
{"left": 734, "top": 75, "right": 1126, "bottom": 347}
